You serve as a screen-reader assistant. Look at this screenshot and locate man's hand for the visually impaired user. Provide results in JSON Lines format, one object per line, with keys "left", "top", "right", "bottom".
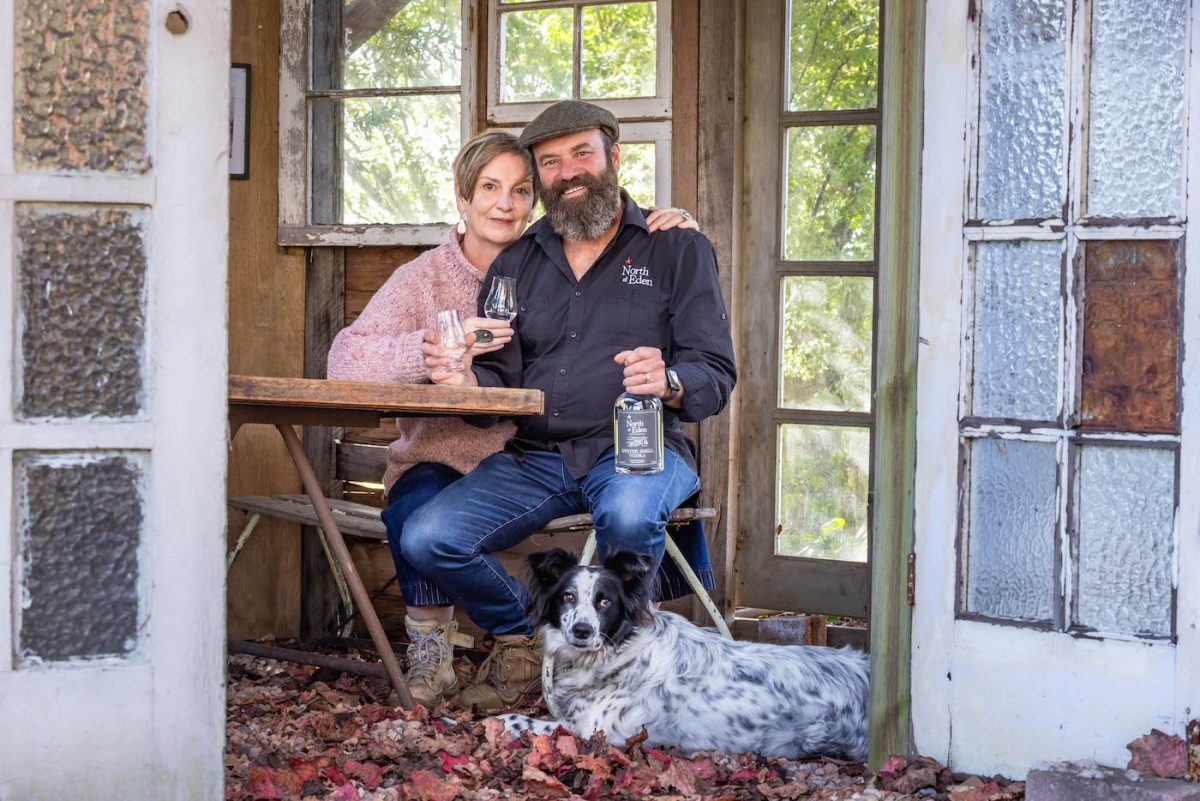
{"left": 615, "top": 346, "right": 668, "bottom": 398}
{"left": 463, "top": 316, "right": 514, "bottom": 355}
{"left": 422, "top": 329, "right": 479, "bottom": 386}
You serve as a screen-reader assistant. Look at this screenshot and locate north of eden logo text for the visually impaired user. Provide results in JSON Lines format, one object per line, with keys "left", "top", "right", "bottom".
{"left": 621, "top": 257, "right": 653, "bottom": 287}
{"left": 623, "top": 415, "right": 650, "bottom": 448}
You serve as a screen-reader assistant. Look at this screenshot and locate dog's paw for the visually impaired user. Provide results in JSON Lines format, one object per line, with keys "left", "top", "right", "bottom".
{"left": 496, "top": 713, "right": 560, "bottom": 738}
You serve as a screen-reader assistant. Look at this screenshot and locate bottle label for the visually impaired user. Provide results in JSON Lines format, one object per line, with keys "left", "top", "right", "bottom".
{"left": 615, "top": 408, "right": 662, "bottom": 470}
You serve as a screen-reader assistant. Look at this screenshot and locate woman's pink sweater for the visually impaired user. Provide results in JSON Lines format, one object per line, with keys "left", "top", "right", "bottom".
{"left": 326, "top": 229, "right": 515, "bottom": 491}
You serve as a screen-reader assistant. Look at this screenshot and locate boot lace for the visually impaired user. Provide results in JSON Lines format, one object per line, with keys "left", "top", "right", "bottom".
{"left": 407, "top": 630, "right": 449, "bottom": 682}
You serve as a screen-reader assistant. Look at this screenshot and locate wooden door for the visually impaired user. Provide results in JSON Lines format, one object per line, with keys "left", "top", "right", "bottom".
{"left": 0, "top": 3, "right": 228, "bottom": 797}
{"left": 736, "top": 0, "right": 882, "bottom": 619}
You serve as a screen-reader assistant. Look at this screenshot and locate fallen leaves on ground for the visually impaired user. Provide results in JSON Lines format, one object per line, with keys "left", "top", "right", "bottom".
{"left": 225, "top": 651, "right": 1022, "bottom": 800}
{"left": 1126, "top": 728, "right": 1189, "bottom": 778}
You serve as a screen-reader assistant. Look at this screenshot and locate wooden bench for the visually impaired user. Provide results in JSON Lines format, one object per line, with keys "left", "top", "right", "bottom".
{"left": 227, "top": 495, "right": 730, "bottom": 638}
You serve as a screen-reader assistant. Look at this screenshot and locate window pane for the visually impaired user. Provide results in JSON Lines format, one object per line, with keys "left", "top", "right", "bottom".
{"left": 787, "top": 0, "right": 879, "bottom": 111}
{"left": 965, "top": 437, "right": 1056, "bottom": 623}
{"left": 1087, "top": 0, "right": 1187, "bottom": 218}
{"left": 317, "top": 95, "right": 460, "bottom": 225}
{"left": 1076, "top": 445, "right": 1174, "bottom": 637}
{"left": 500, "top": 8, "right": 572, "bottom": 103}
{"left": 341, "top": 0, "right": 460, "bottom": 90}
{"left": 783, "top": 125, "right": 876, "bottom": 261}
{"left": 971, "top": 240, "right": 1061, "bottom": 420}
{"left": 976, "top": 0, "right": 1067, "bottom": 220}
{"left": 619, "top": 142, "right": 656, "bottom": 207}
{"left": 1081, "top": 240, "right": 1180, "bottom": 433}
{"left": 582, "top": 2, "right": 657, "bottom": 99}
{"left": 779, "top": 276, "right": 873, "bottom": 412}
{"left": 776, "top": 424, "right": 869, "bottom": 562}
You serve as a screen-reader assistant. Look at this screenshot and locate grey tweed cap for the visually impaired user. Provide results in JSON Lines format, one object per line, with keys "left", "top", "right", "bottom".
{"left": 517, "top": 100, "right": 619, "bottom": 150}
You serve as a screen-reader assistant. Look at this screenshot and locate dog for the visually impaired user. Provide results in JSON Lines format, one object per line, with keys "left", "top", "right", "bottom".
{"left": 497, "top": 548, "right": 870, "bottom": 761}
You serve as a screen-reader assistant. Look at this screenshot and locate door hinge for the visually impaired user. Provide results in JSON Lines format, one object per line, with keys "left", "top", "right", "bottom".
{"left": 906, "top": 552, "right": 916, "bottom": 606}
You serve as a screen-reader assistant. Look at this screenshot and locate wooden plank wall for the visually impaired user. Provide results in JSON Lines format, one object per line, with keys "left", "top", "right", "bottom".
{"left": 227, "top": 0, "right": 307, "bottom": 639}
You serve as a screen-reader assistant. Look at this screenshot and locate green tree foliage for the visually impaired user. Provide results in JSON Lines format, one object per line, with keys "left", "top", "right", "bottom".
{"left": 776, "top": 0, "right": 878, "bottom": 562}
{"left": 332, "top": 0, "right": 661, "bottom": 224}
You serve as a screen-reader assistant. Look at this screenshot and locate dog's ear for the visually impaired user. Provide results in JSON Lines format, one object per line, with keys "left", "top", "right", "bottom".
{"left": 602, "top": 550, "right": 654, "bottom": 590}
{"left": 526, "top": 548, "right": 578, "bottom": 592}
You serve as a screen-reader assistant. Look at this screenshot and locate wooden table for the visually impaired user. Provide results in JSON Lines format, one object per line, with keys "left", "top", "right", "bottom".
{"left": 228, "top": 375, "right": 543, "bottom": 707}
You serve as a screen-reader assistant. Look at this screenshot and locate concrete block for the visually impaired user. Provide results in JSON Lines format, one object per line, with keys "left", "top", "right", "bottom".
{"left": 1026, "top": 765, "right": 1200, "bottom": 801}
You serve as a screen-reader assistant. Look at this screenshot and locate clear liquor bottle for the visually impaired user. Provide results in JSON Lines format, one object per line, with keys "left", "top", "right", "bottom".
{"left": 613, "top": 392, "right": 664, "bottom": 474}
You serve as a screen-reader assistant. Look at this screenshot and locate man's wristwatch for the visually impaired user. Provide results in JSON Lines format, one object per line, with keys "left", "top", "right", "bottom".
{"left": 664, "top": 368, "right": 682, "bottom": 402}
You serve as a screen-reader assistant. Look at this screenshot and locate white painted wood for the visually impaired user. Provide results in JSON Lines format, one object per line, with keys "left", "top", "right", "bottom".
{"left": 916, "top": 0, "right": 1195, "bottom": 777}
{"left": 278, "top": 0, "right": 308, "bottom": 228}
{"left": 0, "top": 1, "right": 229, "bottom": 797}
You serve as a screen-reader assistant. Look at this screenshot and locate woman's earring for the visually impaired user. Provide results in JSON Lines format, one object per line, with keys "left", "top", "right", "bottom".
{"left": 456, "top": 214, "right": 467, "bottom": 235}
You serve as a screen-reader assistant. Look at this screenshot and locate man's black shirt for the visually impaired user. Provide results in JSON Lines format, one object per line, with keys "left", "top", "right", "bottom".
{"left": 471, "top": 192, "right": 737, "bottom": 478}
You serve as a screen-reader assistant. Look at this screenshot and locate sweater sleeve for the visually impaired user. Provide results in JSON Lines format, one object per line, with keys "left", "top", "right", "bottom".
{"left": 327, "top": 254, "right": 436, "bottom": 384}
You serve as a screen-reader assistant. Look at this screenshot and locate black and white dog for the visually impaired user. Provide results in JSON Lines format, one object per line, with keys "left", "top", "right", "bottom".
{"left": 497, "top": 548, "right": 869, "bottom": 761}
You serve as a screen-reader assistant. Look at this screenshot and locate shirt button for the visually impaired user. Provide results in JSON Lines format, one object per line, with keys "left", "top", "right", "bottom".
{"left": 553, "top": 409, "right": 561, "bottom": 416}
{"left": 574, "top": 291, "right": 582, "bottom": 297}
{"left": 721, "top": 313, "right": 727, "bottom": 320}
{"left": 569, "top": 331, "right": 577, "bottom": 338}
{"left": 559, "top": 368, "right": 567, "bottom": 375}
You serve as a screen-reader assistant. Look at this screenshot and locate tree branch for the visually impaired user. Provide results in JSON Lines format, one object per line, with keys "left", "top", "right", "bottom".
{"left": 344, "top": 0, "right": 412, "bottom": 52}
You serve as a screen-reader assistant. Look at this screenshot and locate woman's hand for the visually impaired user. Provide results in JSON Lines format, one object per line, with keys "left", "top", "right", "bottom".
{"left": 421, "top": 329, "right": 479, "bottom": 386}
{"left": 645, "top": 206, "right": 699, "bottom": 232}
{"left": 463, "top": 316, "right": 515, "bottom": 355}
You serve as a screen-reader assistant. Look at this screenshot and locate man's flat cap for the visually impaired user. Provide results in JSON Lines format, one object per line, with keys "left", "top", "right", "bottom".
{"left": 517, "top": 100, "right": 619, "bottom": 150}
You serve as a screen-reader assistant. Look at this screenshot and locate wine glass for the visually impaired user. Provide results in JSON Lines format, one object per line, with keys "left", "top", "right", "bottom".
{"left": 484, "top": 276, "right": 518, "bottom": 322}
{"left": 436, "top": 309, "right": 468, "bottom": 371}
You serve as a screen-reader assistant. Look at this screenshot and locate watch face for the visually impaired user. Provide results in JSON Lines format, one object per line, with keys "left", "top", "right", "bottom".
{"left": 666, "top": 369, "right": 681, "bottom": 392}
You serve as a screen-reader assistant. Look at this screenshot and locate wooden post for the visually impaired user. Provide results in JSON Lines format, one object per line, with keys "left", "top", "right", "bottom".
{"left": 868, "top": 0, "right": 925, "bottom": 770}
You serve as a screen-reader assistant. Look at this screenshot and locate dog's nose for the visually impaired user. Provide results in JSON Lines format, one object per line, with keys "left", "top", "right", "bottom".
{"left": 571, "top": 622, "right": 593, "bottom": 640}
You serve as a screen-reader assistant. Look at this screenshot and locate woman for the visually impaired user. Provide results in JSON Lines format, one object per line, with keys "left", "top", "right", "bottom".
{"left": 327, "top": 131, "right": 696, "bottom": 707}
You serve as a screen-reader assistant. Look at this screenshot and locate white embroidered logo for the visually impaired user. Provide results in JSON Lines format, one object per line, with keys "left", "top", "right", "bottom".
{"left": 620, "top": 257, "right": 653, "bottom": 287}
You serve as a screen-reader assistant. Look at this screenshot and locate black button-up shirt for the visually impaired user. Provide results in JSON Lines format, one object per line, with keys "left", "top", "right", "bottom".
{"left": 471, "top": 192, "right": 737, "bottom": 478}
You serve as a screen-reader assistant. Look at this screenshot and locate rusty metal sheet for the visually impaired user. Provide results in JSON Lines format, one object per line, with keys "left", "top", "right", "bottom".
{"left": 1080, "top": 240, "right": 1179, "bottom": 433}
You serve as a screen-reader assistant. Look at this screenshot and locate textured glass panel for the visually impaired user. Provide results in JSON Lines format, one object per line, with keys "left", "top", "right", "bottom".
{"left": 966, "top": 438, "right": 1056, "bottom": 622}
{"left": 14, "top": 0, "right": 150, "bottom": 173}
{"left": 315, "top": 95, "right": 461, "bottom": 225}
{"left": 783, "top": 125, "right": 877, "bottom": 261}
{"left": 777, "top": 425, "right": 869, "bottom": 562}
{"left": 1081, "top": 240, "right": 1179, "bottom": 433}
{"left": 1087, "top": 0, "right": 1187, "bottom": 218}
{"left": 500, "top": 9, "right": 573, "bottom": 102}
{"left": 1077, "top": 446, "right": 1174, "bottom": 636}
{"left": 341, "top": 0, "right": 460, "bottom": 90}
{"left": 976, "top": 0, "right": 1066, "bottom": 220}
{"left": 16, "top": 453, "right": 145, "bottom": 664}
{"left": 17, "top": 205, "right": 148, "bottom": 419}
{"left": 619, "top": 142, "right": 656, "bottom": 207}
{"left": 582, "top": 3, "right": 657, "bottom": 99}
{"left": 788, "top": 0, "right": 879, "bottom": 111}
{"left": 780, "top": 276, "right": 873, "bottom": 412}
{"left": 972, "top": 240, "right": 1061, "bottom": 420}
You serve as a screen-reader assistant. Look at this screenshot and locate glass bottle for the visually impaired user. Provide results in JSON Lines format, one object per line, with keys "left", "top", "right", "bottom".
{"left": 613, "top": 392, "right": 664, "bottom": 474}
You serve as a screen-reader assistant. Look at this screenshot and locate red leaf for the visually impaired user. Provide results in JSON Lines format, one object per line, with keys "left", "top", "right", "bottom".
{"left": 246, "top": 766, "right": 284, "bottom": 800}
{"left": 729, "top": 768, "right": 761, "bottom": 781}
{"left": 1127, "top": 729, "right": 1189, "bottom": 778}
{"left": 440, "top": 751, "right": 472, "bottom": 775}
{"left": 645, "top": 748, "right": 672, "bottom": 768}
{"left": 321, "top": 764, "right": 348, "bottom": 786}
{"left": 331, "top": 783, "right": 361, "bottom": 801}
{"left": 878, "top": 755, "right": 907, "bottom": 777}
{"left": 289, "top": 759, "right": 320, "bottom": 782}
{"left": 555, "top": 735, "right": 579, "bottom": 757}
{"left": 343, "top": 760, "right": 385, "bottom": 790}
{"left": 482, "top": 717, "right": 513, "bottom": 749}
{"left": 950, "top": 780, "right": 1003, "bottom": 801}
{"left": 659, "top": 759, "right": 698, "bottom": 796}
{"left": 406, "top": 769, "right": 463, "bottom": 801}
{"left": 522, "top": 764, "right": 572, "bottom": 799}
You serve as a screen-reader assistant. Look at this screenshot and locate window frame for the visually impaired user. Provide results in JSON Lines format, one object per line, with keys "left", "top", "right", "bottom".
{"left": 279, "top": 0, "right": 674, "bottom": 247}
{"left": 956, "top": 0, "right": 1188, "bottom": 640}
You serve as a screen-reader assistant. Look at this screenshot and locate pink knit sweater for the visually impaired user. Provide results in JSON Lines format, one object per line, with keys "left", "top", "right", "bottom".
{"left": 326, "top": 229, "right": 516, "bottom": 491}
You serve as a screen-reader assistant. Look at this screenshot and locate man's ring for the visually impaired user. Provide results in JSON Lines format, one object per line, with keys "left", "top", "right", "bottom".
{"left": 474, "top": 329, "right": 494, "bottom": 344}
{"left": 679, "top": 208, "right": 692, "bottom": 221}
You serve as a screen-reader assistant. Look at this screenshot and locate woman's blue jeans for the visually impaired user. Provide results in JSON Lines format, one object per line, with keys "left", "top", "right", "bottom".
{"left": 401, "top": 447, "right": 704, "bottom": 636}
{"left": 381, "top": 462, "right": 463, "bottom": 607}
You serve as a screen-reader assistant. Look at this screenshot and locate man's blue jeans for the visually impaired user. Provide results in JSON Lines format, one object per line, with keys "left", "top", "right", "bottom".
{"left": 401, "top": 447, "right": 702, "bottom": 636}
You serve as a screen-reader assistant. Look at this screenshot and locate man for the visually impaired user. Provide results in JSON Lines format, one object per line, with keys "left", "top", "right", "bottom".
{"left": 406, "top": 100, "right": 736, "bottom": 710}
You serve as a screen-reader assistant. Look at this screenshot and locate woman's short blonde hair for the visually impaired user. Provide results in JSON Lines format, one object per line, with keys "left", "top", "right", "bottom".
{"left": 453, "top": 132, "right": 534, "bottom": 202}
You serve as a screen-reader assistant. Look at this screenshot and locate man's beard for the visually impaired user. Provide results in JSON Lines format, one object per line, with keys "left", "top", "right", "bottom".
{"left": 539, "top": 165, "right": 622, "bottom": 241}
